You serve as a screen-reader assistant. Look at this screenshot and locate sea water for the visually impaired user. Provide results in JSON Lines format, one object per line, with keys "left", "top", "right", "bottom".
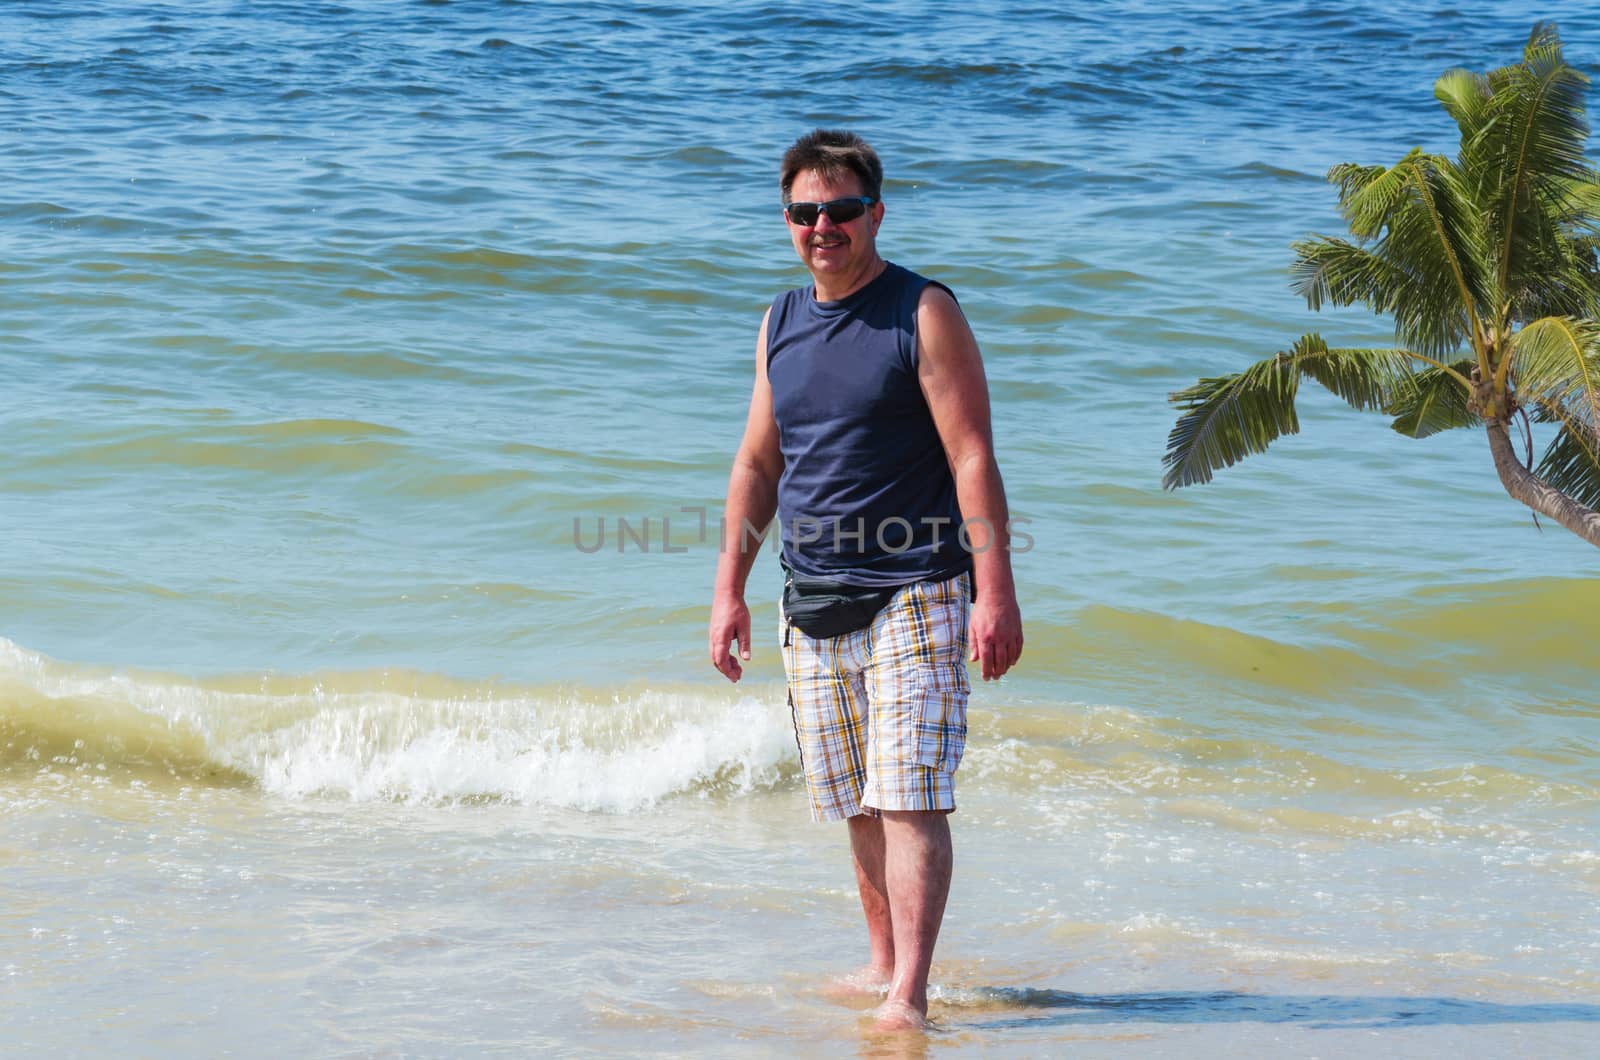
{"left": 3, "top": 1, "right": 1599, "bottom": 1054}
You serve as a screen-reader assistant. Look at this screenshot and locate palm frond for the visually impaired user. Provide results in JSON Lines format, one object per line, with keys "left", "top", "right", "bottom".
{"left": 1435, "top": 67, "right": 1494, "bottom": 142}
{"left": 1317, "top": 152, "right": 1490, "bottom": 358}
{"left": 1163, "top": 356, "right": 1300, "bottom": 489}
{"left": 1533, "top": 400, "right": 1600, "bottom": 509}
{"left": 1572, "top": 232, "right": 1600, "bottom": 266}
{"left": 1163, "top": 335, "right": 1417, "bottom": 488}
{"left": 1330, "top": 154, "right": 1422, "bottom": 240}
{"left": 1500, "top": 174, "right": 1600, "bottom": 319}
{"left": 1568, "top": 233, "right": 1600, "bottom": 310}
{"left": 1388, "top": 359, "right": 1479, "bottom": 437}
{"left": 1524, "top": 21, "right": 1564, "bottom": 64}
{"left": 1508, "top": 252, "right": 1600, "bottom": 321}
{"left": 1289, "top": 237, "right": 1408, "bottom": 314}
{"left": 1557, "top": 173, "right": 1600, "bottom": 232}
{"left": 1510, "top": 316, "right": 1600, "bottom": 437}
{"left": 1371, "top": 153, "right": 1492, "bottom": 358}
{"left": 1469, "top": 23, "right": 1593, "bottom": 316}
{"left": 1300, "top": 345, "right": 1419, "bottom": 411}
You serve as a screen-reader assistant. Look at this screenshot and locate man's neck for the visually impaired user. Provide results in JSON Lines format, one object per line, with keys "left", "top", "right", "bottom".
{"left": 811, "top": 256, "right": 888, "bottom": 303}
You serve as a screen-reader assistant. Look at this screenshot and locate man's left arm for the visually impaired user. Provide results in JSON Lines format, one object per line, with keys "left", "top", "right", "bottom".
{"left": 916, "top": 284, "right": 1024, "bottom": 681}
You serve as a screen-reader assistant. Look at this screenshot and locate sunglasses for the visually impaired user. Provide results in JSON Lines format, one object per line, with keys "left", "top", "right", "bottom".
{"left": 783, "top": 196, "right": 877, "bottom": 226}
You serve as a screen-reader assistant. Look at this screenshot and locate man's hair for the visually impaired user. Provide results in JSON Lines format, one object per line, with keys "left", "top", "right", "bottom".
{"left": 780, "top": 129, "right": 883, "bottom": 204}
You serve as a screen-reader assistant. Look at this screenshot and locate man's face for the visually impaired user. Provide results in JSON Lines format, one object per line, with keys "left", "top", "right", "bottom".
{"left": 785, "top": 168, "right": 884, "bottom": 282}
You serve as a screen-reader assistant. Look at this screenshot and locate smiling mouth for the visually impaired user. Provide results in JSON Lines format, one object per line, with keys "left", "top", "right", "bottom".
{"left": 812, "top": 238, "right": 847, "bottom": 250}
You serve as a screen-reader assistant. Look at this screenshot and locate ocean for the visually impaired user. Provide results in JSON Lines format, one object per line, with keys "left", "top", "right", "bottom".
{"left": 3, "top": 1, "right": 1598, "bottom": 1054}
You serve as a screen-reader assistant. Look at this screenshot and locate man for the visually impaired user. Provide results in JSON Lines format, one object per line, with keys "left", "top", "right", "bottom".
{"left": 709, "top": 129, "right": 1023, "bottom": 1031}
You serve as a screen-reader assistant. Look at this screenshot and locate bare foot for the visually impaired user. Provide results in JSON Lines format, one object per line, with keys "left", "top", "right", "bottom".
{"left": 872, "top": 998, "right": 930, "bottom": 1032}
{"left": 822, "top": 965, "right": 892, "bottom": 1004}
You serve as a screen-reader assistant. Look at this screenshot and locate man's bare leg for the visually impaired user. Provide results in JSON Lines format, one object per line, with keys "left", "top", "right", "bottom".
{"left": 844, "top": 813, "right": 895, "bottom": 989}
{"left": 875, "top": 809, "right": 953, "bottom": 1029}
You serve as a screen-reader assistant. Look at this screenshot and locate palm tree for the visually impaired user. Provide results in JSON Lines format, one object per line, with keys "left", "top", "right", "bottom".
{"left": 1162, "top": 23, "right": 1600, "bottom": 549}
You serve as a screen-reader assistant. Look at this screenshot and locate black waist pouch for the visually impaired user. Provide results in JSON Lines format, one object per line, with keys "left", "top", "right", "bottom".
{"left": 782, "top": 567, "right": 899, "bottom": 640}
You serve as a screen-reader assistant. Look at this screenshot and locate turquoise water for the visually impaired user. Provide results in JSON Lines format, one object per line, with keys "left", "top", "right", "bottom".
{"left": 4, "top": 1, "right": 1599, "bottom": 1053}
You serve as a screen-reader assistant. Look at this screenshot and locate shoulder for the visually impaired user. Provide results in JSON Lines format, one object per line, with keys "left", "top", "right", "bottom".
{"left": 768, "top": 283, "right": 813, "bottom": 328}
{"left": 914, "top": 279, "right": 969, "bottom": 345}
{"left": 915, "top": 280, "right": 961, "bottom": 317}
{"left": 766, "top": 286, "right": 802, "bottom": 334}
{"left": 887, "top": 262, "right": 958, "bottom": 316}
{"left": 913, "top": 273, "right": 980, "bottom": 378}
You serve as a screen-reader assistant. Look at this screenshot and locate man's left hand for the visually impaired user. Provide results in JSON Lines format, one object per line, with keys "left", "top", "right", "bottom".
{"left": 969, "top": 594, "right": 1023, "bottom": 681}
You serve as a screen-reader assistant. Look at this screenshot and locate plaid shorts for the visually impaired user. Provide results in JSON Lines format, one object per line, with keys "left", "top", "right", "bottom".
{"left": 780, "top": 571, "right": 972, "bottom": 821}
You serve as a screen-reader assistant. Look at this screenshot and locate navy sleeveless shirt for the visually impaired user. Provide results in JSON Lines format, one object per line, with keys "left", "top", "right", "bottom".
{"left": 767, "top": 261, "right": 970, "bottom": 588}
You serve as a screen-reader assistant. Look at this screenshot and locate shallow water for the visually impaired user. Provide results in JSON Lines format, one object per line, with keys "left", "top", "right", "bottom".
{"left": 4, "top": 0, "right": 1600, "bottom": 1053}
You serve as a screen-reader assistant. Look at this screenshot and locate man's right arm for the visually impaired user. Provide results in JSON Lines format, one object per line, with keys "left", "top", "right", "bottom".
{"left": 709, "top": 309, "right": 783, "bottom": 683}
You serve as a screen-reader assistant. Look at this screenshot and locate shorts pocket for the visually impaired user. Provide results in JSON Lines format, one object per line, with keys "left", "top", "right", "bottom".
{"left": 911, "top": 659, "right": 969, "bottom": 772}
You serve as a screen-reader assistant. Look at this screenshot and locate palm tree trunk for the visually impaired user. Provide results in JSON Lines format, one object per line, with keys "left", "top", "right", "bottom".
{"left": 1485, "top": 421, "right": 1600, "bottom": 548}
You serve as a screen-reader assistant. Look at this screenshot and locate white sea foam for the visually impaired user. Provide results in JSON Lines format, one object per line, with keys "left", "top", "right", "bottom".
{"left": 236, "top": 689, "right": 795, "bottom": 810}
{"left": 1, "top": 636, "right": 795, "bottom": 810}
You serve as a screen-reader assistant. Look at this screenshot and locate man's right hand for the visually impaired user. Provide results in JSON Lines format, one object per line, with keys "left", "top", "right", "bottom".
{"left": 709, "top": 591, "right": 753, "bottom": 682}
